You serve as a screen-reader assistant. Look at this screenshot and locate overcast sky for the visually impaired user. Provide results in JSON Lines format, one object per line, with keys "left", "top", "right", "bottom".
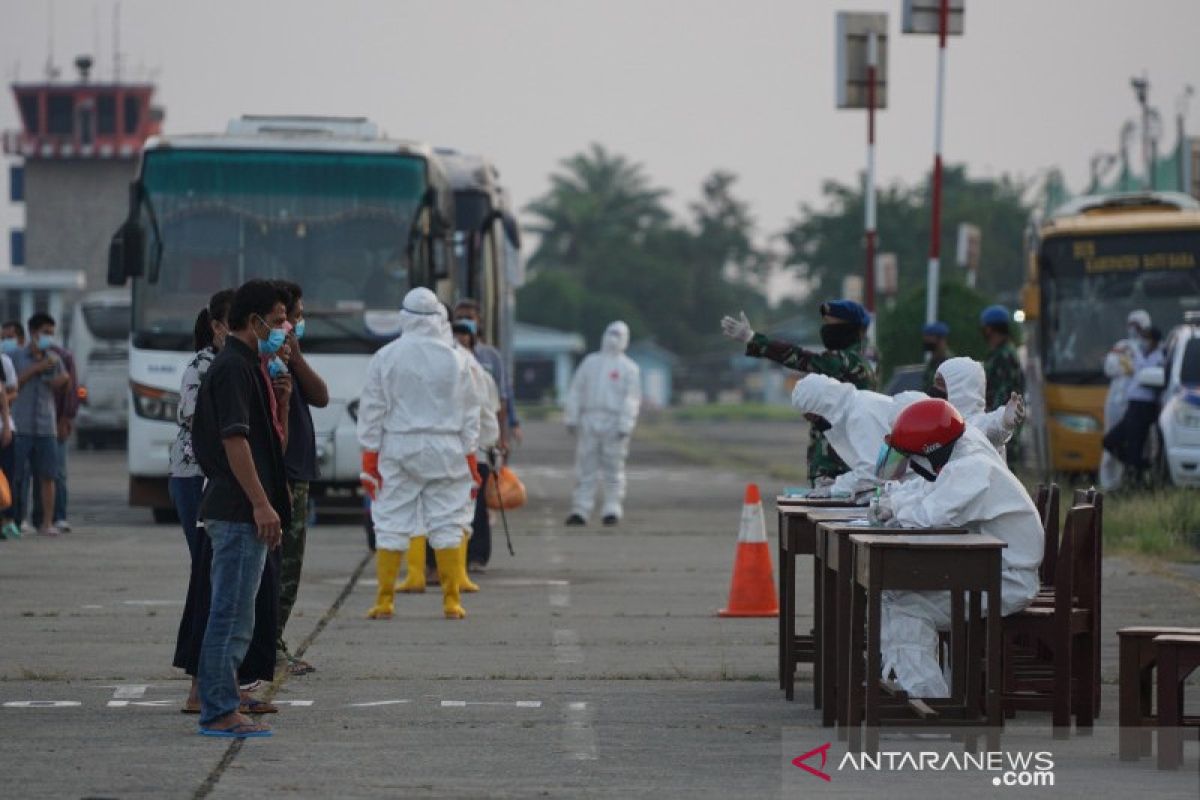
{"left": 3, "top": 0, "right": 1199, "bottom": 295}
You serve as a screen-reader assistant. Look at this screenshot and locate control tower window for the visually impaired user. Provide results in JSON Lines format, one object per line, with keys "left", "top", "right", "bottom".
{"left": 97, "top": 94, "right": 116, "bottom": 135}
{"left": 18, "top": 94, "right": 41, "bottom": 134}
{"left": 123, "top": 96, "right": 141, "bottom": 135}
{"left": 47, "top": 95, "right": 74, "bottom": 136}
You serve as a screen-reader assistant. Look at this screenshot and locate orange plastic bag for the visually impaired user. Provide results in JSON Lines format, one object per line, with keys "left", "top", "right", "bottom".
{"left": 485, "top": 466, "right": 527, "bottom": 511}
{"left": 0, "top": 469, "right": 11, "bottom": 511}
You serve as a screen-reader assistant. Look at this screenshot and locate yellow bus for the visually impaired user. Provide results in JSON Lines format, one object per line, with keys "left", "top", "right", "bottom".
{"left": 1024, "top": 191, "right": 1200, "bottom": 475}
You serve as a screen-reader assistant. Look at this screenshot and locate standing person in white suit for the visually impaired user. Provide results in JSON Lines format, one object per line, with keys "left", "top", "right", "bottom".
{"left": 932, "top": 357, "right": 1024, "bottom": 459}
{"left": 1100, "top": 309, "right": 1151, "bottom": 490}
{"left": 357, "top": 288, "right": 482, "bottom": 620}
{"left": 564, "top": 321, "right": 641, "bottom": 527}
{"left": 871, "top": 398, "right": 1043, "bottom": 698}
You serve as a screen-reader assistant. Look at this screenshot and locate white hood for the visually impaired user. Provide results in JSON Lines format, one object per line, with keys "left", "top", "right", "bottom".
{"left": 938, "top": 356, "right": 986, "bottom": 419}
{"left": 399, "top": 287, "right": 450, "bottom": 340}
{"left": 602, "top": 321, "right": 630, "bottom": 354}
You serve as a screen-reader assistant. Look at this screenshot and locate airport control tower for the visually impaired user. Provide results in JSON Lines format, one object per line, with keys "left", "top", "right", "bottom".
{"left": 3, "top": 54, "right": 163, "bottom": 292}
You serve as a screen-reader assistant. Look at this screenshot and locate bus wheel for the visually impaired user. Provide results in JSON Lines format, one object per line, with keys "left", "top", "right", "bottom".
{"left": 152, "top": 507, "right": 179, "bottom": 525}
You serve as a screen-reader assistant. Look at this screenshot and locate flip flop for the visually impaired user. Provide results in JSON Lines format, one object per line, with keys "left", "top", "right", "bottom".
{"left": 286, "top": 658, "right": 316, "bottom": 676}
{"left": 240, "top": 699, "right": 278, "bottom": 714}
{"left": 198, "top": 723, "right": 272, "bottom": 739}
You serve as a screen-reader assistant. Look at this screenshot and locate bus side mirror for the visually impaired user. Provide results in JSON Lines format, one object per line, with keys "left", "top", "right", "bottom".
{"left": 1136, "top": 366, "right": 1166, "bottom": 389}
{"left": 107, "top": 219, "right": 145, "bottom": 285}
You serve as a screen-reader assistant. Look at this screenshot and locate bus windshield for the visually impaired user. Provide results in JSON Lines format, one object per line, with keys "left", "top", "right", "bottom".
{"left": 1040, "top": 229, "right": 1200, "bottom": 382}
{"left": 133, "top": 149, "right": 428, "bottom": 353}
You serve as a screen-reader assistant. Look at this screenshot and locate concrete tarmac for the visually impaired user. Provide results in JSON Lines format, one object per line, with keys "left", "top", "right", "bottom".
{"left": 1, "top": 421, "right": 1198, "bottom": 798}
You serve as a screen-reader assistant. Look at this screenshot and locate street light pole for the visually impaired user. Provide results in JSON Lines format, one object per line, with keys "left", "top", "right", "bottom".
{"left": 865, "top": 30, "right": 878, "bottom": 316}
{"left": 924, "top": 0, "right": 950, "bottom": 325}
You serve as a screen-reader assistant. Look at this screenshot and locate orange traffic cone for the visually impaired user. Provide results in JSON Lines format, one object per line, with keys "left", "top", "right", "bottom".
{"left": 718, "top": 484, "right": 779, "bottom": 617}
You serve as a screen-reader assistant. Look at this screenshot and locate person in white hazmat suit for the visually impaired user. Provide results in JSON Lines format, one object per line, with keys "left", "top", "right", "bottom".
{"left": 932, "top": 356, "right": 1024, "bottom": 459}
{"left": 357, "top": 288, "right": 482, "bottom": 620}
{"left": 1100, "top": 309, "right": 1151, "bottom": 490}
{"left": 564, "top": 321, "right": 642, "bottom": 526}
{"left": 790, "top": 373, "right": 925, "bottom": 498}
{"left": 870, "top": 398, "right": 1043, "bottom": 698}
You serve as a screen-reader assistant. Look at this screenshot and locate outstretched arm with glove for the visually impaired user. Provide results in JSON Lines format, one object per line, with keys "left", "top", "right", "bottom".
{"left": 721, "top": 310, "right": 823, "bottom": 374}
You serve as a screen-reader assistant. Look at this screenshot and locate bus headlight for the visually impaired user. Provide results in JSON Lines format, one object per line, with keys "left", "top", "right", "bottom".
{"left": 131, "top": 381, "right": 180, "bottom": 422}
{"left": 1051, "top": 412, "right": 1101, "bottom": 433}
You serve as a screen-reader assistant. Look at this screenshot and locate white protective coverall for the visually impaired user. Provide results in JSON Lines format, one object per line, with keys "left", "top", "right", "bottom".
{"left": 937, "top": 357, "right": 1015, "bottom": 456}
{"left": 565, "top": 321, "right": 642, "bottom": 521}
{"left": 880, "top": 426, "right": 1043, "bottom": 697}
{"left": 357, "top": 289, "right": 481, "bottom": 551}
{"left": 790, "top": 374, "right": 924, "bottom": 497}
{"left": 1101, "top": 310, "right": 1151, "bottom": 489}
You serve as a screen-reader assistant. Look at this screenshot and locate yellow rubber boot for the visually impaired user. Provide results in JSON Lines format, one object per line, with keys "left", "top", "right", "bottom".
{"left": 397, "top": 536, "right": 427, "bottom": 593}
{"left": 367, "top": 549, "right": 402, "bottom": 619}
{"left": 434, "top": 546, "right": 467, "bottom": 619}
{"left": 459, "top": 532, "right": 479, "bottom": 593}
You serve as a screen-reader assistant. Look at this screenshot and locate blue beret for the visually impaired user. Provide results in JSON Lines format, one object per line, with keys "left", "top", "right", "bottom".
{"left": 821, "top": 299, "right": 871, "bottom": 328}
{"left": 980, "top": 305, "right": 1010, "bottom": 326}
{"left": 922, "top": 321, "right": 950, "bottom": 337}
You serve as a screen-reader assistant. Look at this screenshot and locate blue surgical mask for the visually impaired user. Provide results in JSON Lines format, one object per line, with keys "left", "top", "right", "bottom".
{"left": 37, "top": 334, "right": 54, "bottom": 350}
{"left": 294, "top": 319, "right": 306, "bottom": 340}
{"left": 255, "top": 315, "right": 286, "bottom": 355}
{"left": 267, "top": 356, "right": 288, "bottom": 379}
{"left": 0, "top": 338, "right": 17, "bottom": 354}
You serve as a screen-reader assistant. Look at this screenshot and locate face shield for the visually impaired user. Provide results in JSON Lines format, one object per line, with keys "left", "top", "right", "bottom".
{"left": 874, "top": 444, "right": 911, "bottom": 482}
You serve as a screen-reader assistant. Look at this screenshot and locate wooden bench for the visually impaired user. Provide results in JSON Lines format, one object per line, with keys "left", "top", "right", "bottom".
{"left": 846, "top": 532, "right": 1006, "bottom": 752}
{"left": 1154, "top": 634, "right": 1200, "bottom": 770}
{"left": 1117, "top": 625, "right": 1200, "bottom": 761}
{"left": 775, "top": 497, "right": 864, "bottom": 702}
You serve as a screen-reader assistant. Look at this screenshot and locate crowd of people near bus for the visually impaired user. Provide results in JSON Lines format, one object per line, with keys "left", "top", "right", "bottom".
{"left": 721, "top": 300, "right": 1039, "bottom": 698}
{"left": 0, "top": 313, "right": 79, "bottom": 540}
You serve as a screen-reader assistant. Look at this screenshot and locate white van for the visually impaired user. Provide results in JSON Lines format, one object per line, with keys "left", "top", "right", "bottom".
{"left": 69, "top": 289, "right": 130, "bottom": 448}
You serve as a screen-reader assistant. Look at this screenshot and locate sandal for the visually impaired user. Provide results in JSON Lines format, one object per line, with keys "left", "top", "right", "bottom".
{"left": 181, "top": 701, "right": 201, "bottom": 715}
{"left": 198, "top": 722, "right": 272, "bottom": 739}
{"left": 286, "top": 657, "right": 316, "bottom": 676}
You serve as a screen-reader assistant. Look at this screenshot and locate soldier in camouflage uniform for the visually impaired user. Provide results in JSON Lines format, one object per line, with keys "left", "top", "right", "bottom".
{"left": 980, "top": 305, "right": 1025, "bottom": 467}
{"left": 722, "top": 301, "right": 877, "bottom": 484}
{"left": 920, "top": 321, "right": 953, "bottom": 393}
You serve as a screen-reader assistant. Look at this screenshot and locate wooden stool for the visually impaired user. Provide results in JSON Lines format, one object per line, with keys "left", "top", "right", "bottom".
{"left": 846, "top": 533, "right": 1006, "bottom": 752}
{"left": 1154, "top": 634, "right": 1200, "bottom": 770}
{"left": 1117, "top": 626, "right": 1200, "bottom": 760}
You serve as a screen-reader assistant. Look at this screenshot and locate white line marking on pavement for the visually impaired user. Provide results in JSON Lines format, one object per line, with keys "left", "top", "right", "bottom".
{"left": 107, "top": 700, "right": 174, "bottom": 707}
{"left": 80, "top": 604, "right": 103, "bottom": 609}
{"left": 104, "top": 684, "right": 150, "bottom": 699}
{"left": 439, "top": 700, "right": 544, "bottom": 708}
{"left": 548, "top": 583, "right": 571, "bottom": 608}
{"left": 348, "top": 700, "right": 411, "bottom": 707}
{"left": 270, "top": 700, "right": 314, "bottom": 707}
{"left": 2, "top": 700, "right": 81, "bottom": 708}
{"left": 553, "top": 629, "right": 584, "bottom": 664}
{"left": 563, "top": 701, "right": 599, "bottom": 761}
{"left": 120, "top": 600, "right": 183, "bottom": 606}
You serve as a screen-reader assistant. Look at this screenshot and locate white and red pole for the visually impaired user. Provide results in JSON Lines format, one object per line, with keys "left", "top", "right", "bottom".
{"left": 864, "top": 30, "right": 878, "bottom": 317}
{"left": 924, "top": 0, "right": 950, "bottom": 325}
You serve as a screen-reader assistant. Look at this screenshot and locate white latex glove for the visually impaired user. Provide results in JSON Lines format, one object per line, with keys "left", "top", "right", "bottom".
{"left": 1003, "top": 392, "right": 1026, "bottom": 429}
{"left": 720, "top": 311, "right": 755, "bottom": 344}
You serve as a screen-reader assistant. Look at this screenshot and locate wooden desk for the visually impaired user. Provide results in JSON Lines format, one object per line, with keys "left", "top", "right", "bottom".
{"left": 814, "top": 521, "right": 963, "bottom": 730}
{"left": 845, "top": 532, "right": 1006, "bottom": 752}
{"left": 775, "top": 498, "right": 864, "bottom": 702}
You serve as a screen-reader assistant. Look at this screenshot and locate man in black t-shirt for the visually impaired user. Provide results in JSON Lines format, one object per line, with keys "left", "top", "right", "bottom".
{"left": 271, "top": 281, "right": 329, "bottom": 675}
{"left": 191, "top": 279, "right": 292, "bottom": 739}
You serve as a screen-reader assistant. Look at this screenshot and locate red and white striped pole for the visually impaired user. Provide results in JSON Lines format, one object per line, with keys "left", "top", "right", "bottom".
{"left": 864, "top": 30, "right": 878, "bottom": 317}
{"left": 924, "top": 0, "right": 950, "bottom": 325}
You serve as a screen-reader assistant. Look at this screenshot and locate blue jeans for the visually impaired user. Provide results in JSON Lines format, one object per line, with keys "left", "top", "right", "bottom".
{"left": 198, "top": 520, "right": 267, "bottom": 725}
{"left": 31, "top": 438, "right": 68, "bottom": 525}
{"left": 169, "top": 476, "right": 206, "bottom": 567}
{"left": 12, "top": 434, "right": 56, "bottom": 526}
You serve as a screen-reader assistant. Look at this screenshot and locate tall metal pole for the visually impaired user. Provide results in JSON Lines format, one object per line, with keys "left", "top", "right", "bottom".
{"left": 924, "top": 0, "right": 949, "bottom": 325}
{"left": 865, "top": 30, "right": 878, "bottom": 316}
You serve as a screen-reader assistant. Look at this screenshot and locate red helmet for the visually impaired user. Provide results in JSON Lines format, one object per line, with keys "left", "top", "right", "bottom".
{"left": 887, "top": 398, "right": 966, "bottom": 457}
